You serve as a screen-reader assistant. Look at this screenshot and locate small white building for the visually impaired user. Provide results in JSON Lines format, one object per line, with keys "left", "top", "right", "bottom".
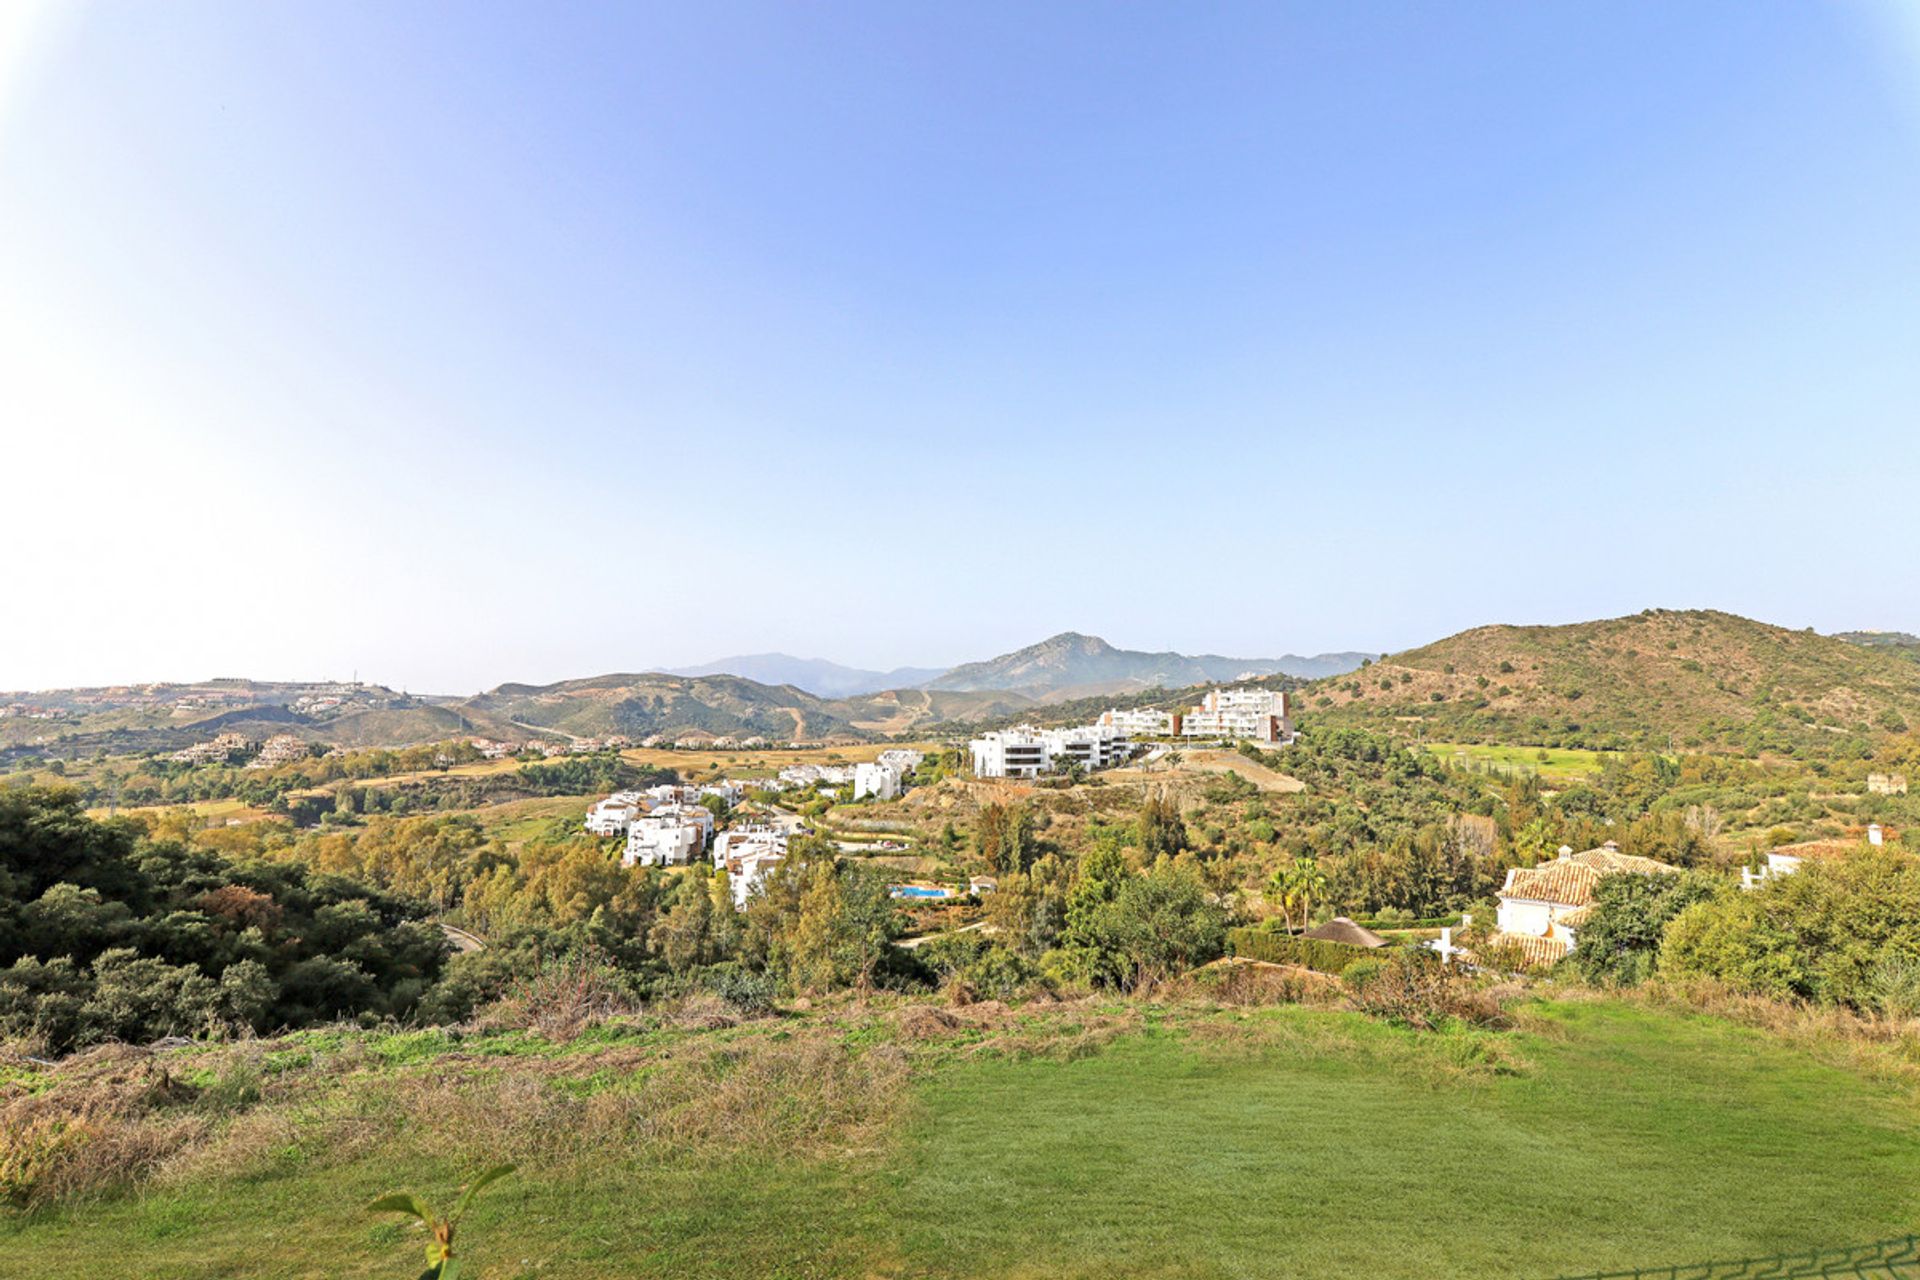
{"left": 1742, "top": 827, "right": 1887, "bottom": 889}
{"left": 853, "top": 761, "right": 902, "bottom": 801}
{"left": 712, "top": 823, "right": 789, "bottom": 866}
{"left": 699, "top": 780, "right": 745, "bottom": 808}
{"left": 876, "top": 748, "right": 924, "bottom": 772}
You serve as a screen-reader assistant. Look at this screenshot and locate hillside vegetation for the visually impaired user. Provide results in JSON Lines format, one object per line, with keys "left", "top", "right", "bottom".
{"left": 1307, "top": 609, "right": 1920, "bottom": 753}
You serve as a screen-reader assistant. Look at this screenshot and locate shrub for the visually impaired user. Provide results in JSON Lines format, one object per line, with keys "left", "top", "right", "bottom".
{"left": 1226, "top": 928, "right": 1371, "bottom": 975}
{"left": 1345, "top": 954, "right": 1509, "bottom": 1031}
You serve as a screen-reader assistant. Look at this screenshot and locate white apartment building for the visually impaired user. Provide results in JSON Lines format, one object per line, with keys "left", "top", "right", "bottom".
{"left": 1180, "top": 687, "right": 1293, "bottom": 744}
{"left": 1098, "top": 708, "right": 1178, "bottom": 737}
{"left": 853, "top": 761, "right": 902, "bottom": 801}
{"left": 970, "top": 725, "right": 1131, "bottom": 779}
{"left": 725, "top": 844, "right": 788, "bottom": 909}
{"left": 712, "top": 823, "right": 789, "bottom": 866}
{"left": 699, "top": 780, "right": 745, "bottom": 807}
{"left": 584, "top": 791, "right": 647, "bottom": 836}
{"left": 648, "top": 802, "right": 716, "bottom": 844}
{"left": 624, "top": 815, "right": 704, "bottom": 867}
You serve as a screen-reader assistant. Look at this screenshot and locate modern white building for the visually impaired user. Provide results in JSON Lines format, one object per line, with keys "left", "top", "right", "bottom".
{"left": 1179, "top": 687, "right": 1293, "bottom": 744}
{"left": 969, "top": 724, "right": 1132, "bottom": 779}
{"left": 1098, "top": 707, "right": 1178, "bottom": 737}
{"left": 853, "top": 761, "right": 902, "bottom": 801}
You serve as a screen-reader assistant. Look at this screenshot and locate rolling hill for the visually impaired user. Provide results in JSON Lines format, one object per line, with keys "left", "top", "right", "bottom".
{"left": 1305, "top": 609, "right": 1920, "bottom": 752}
{"left": 926, "top": 632, "right": 1369, "bottom": 701}
{"left": 459, "top": 673, "right": 865, "bottom": 742}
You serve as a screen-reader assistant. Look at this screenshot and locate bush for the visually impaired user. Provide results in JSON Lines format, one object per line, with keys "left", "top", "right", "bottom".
{"left": 1345, "top": 953, "right": 1509, "bottom": 1031}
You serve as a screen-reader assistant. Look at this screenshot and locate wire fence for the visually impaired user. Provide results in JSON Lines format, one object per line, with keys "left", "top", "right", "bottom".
{"left": 1553, "top": 1235, "right": 1920, "bottom": 1279}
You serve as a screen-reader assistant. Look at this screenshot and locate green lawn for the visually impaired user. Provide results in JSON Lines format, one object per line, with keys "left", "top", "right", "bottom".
{"left": 6, "top": 1000, "right": 1918, "bottom": 1279}
{"left": 1419, "top": 741, "right": 1617, "bottom": 783}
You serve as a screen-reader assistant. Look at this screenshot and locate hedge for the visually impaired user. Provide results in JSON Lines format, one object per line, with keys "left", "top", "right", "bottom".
{"left": 1226, "top": 928, "right": 1372, "bottom": 975}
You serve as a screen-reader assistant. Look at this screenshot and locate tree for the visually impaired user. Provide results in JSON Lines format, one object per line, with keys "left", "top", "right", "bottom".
{"left": 1265, "top": 857, "right": 1328, "bottom": 934}
{"left": 1569, "top": 871, "right": 1718, "bottom": 986}
{"left": 975, "top": 802, "right": 1036, "bottom": 876}
{"left": 650, "top": 874, "right": 715, "bottom": 973}
{"left": 1064, "top": 857, "right": 1225, "bottom": 989}
{"left": 1138, "top": 793, "right": 1190, "bottom": 859}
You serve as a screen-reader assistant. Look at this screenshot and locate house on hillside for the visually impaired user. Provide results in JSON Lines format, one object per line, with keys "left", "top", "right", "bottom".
{"left": 1491, "top": 842, "right": 1679, "bottom": 962}
{"left": 1742, "top": 825, "right": 1892, "bottom": 889}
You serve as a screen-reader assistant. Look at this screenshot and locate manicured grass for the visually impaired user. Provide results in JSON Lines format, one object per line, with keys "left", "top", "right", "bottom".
{"left": 6, "top": 1001, "right": 1918, "bottom": 1278}
{"left": 1420, "top": 741, "right": 1617, "bottom": 783}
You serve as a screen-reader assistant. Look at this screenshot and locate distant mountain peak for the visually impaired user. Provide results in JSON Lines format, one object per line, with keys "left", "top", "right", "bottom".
{"left": 925, "top": 634, "right": 1370, "bottom": 701}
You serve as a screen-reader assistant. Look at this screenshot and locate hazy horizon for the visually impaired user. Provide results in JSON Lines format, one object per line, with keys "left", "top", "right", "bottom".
{"left": 6, "top": 3, "right": 1920, "bottom": 693}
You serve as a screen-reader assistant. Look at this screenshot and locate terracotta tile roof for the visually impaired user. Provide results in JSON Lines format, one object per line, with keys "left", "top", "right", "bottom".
{"left": 1500, "top": 861, "right": 1604, "bottom": 909}
{"left": 1556, "top": 904, "right": 1595, "bottom": 928}
{"left": 1563, "top": 845, "right": 1681, "bottom": 876}
{"left": 1769, "top": 835, "right": 1892, "bottom": 862}
{"left": 1487, "top": 931, "right": 1572, "bottom": 968}
{"left": 1499, "top": 846, "right": 1680, "bottom": 909}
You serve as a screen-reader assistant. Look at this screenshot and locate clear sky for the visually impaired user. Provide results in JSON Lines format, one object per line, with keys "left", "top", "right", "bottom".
{"left": 3, "top": 2, "right": 1918, "bottom": 694}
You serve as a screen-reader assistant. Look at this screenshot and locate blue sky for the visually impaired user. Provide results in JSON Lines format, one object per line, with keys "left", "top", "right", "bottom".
{"left": 3, "top": 2, "right": 1918, "bottom": 692}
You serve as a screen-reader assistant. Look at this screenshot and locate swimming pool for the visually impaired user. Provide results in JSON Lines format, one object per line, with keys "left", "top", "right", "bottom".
{"left": 889, "top": 885, "right": 952, "bottom": 900}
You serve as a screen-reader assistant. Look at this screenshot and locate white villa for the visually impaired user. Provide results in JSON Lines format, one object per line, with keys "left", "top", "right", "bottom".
{"left": 624, "top": 813, "right": 705, "bottom": 867}
{"left": 1490, "top": 842, "right": 1679, "bottom": 965}
{"left": 1741, "top": 825, "right": 1887, "bottom": 890}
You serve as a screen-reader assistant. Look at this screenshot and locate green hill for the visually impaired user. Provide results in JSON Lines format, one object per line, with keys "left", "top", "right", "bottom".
{"left": 1306, "top": 608, "right": 1920, "bottom": 752}
{"left": 460, "top": 672, "right": 865, "bottom": 741}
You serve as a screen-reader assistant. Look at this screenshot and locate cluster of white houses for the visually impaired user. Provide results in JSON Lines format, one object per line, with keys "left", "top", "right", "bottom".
{"left": 581, "top": 779, "right": 806, "bottom": 910}
{"left": 971, "top": 686, "right": 1294, "bottom": 779}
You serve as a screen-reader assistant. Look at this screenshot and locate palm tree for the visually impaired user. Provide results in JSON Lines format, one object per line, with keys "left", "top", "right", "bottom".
{"left": 1265, "top": 857, "right": 1329, "bottom": 934}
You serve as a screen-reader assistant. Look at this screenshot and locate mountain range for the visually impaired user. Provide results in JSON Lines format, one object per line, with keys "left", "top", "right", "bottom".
{"left": 9, "top": 618, "right": 1916, "bottom": 757}
{"left": 662, "top": 654, "right": 946, "bottom": 698}
{"left": 664, "top": 634, "right": 1372, "bottom": 700}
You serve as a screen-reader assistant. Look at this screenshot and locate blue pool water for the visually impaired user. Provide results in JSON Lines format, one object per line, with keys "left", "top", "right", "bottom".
{"left": 889, "top": 885, "right": 952, "bottom": 899}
